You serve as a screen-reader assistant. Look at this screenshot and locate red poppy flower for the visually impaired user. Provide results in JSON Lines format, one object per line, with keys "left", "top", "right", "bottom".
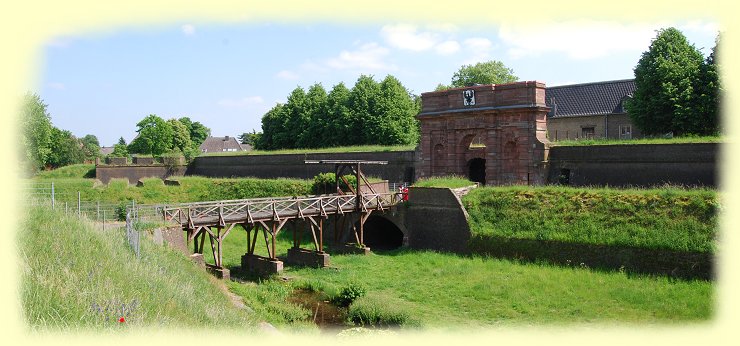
{"left": 119, "top": 317, "right": 125, "bottom": 323}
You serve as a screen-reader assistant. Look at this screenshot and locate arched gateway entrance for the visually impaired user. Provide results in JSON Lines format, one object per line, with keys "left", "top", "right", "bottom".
{"left": 467, "top": 158, "right": 486, "bottom": 185}
{"left": 416, "top": 81, "right": 551, "bottom": 186}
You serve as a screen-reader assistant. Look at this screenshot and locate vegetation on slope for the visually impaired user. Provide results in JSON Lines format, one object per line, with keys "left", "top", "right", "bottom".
{"left": 34, "top": 164, "right": 96, "bottom": 179}
{"left": 29, "top": 176, "right": 313, "bottom": 205}
{"left": 412, "top": 175, "right": 475, "bottom": 189}
{"left": 551, "top": 135, "right": 722, "bottom": 146}
{"left": 463, "top": 186, "right": 719, "bottom": 253}
{"left": 200, "top": 144, "right": 415, "bottom": 157}
{"left": 19, "top": 205, "right": 256, "bottom": 330}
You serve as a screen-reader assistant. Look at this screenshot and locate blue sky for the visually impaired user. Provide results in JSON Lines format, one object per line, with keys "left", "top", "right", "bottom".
{"left": 38, "top": 20, "right": 719, "bottom": 146}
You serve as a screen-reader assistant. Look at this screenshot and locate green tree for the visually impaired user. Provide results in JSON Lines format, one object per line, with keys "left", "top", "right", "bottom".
{"left": 168, "top": 118, "right": 192, "bottom": 153}
{"left": 450, "top": 60, "right": 518, "bottom": 88}
{"left": 257, "top": 104, "right": 286, "bottom": 150}
{"left": 324, "top": 82, "right": 353, "bottom": 146}
{"left": 299, "top": 83, "right": 329, "bottom": 148}
{"left": 695, "top": 34, "right": 721, "bottom": 135}
{"left": 80, "top": 134, "right": 101, "bottom": 162}
{"left": 178, "top": 117, "right": 211, "bottom": 147}
{"left": 348, "top": 75, "right": 381, "bottom": 145}
{"left": 20, "top": 92, "right": 54, "bottom": 171}
{"left": 238, "top": 131, "right": 261, "bottom": 147}
{"left": 277, "top": 87, "right": 309, "bottom": 149}
{"left": 117, "top": 136, "right": 127, "bottom": 146}
{"left": 627, "top": 27, "right": 706, "bottom": 136}
{"left": 47, "top": 128, "right": 84, "bottom": 168}
{"left": 128, "top": 114, "right": 174, "bottom": 155}
{"left": 110, "top": 143, "right": 128, "bottom": 158}
{"left": 366, "top": 75, "right": 420, "bottom": 145}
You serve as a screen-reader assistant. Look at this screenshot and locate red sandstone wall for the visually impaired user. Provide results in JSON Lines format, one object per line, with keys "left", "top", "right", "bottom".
{"left": 417, "top": 81, "right": 550, "bottom": 186}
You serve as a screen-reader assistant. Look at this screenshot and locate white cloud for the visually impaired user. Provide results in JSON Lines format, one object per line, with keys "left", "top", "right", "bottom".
{"left": 181, "top": 24, "right": 196, "bottom": 36}
{"left": 326, "top": 42, "right": 395, "bottom": 71}
{"left": 462, "top": 37, "right": 494, "bottom": 64}
{"left": 680, "top": 20, "right": 720, "bottom": 35}
{"left": 381, "top": 24, "right": 438, "bottom": 51}
{"left": 499, "top": 21, "right": 658, "bottom": 60}
{"left": 275, "top": 70, "right": 299, "bottom": 80}
{"left": 435, "top": 40, "right": 460, "bottom": 55}
{"left": 47, "top": 82, "right": 66, "bottom": 90}
{"left": 217, "top": 96, "right": 264, "bottom": 109}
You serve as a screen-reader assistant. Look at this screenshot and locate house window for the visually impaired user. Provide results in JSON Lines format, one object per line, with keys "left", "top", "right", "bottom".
{"left": 619, "top": 125, "right": 632, "bottom": 139}
{"left": 581, "top": 127, "right": 595, "bottom": 139}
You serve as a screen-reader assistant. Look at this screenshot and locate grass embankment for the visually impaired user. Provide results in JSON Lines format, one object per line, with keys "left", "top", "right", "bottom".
{"left": 201, "top": 144, "right": 416, "bottom": 157}
{"left": 551, "top": 135, "right": 722, "bottom": 146}
{"left": 463, "top": 186, "right": 718, "bottom": 253}
{"left": 19, "top": 205, "right": 256, "bottom": 331}
{"left": 31, "top": 176, "right": 313, "bottom": 205}
{"left": 412, "top": 175, "right": 476, "bottom": 189}
{"left": 34, "top": 164, "right": 96, "bottom": 179}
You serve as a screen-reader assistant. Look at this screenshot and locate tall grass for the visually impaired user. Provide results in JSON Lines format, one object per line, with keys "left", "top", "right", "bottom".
{"left": 27, "top": 176, "right": 313, "bottom": 205}
{"left": 463, "top": 185, "right": 719, "bottom": 253}
{"left": 201, "top": 144, "right": 416, "bottom": 157}
{"left": 34, "top": 164, "right": 96, "bottom": 179}
{"left": 551, "top": 135, "right": 722, "bottom": 146}
{"left": 412, "top": 175, "right": 474, "bottom": 189}
{"left": 19, "top": 205, "right": 257, "bottom": 331}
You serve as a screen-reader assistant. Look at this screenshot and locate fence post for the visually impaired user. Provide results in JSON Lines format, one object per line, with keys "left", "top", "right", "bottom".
{"left": 51, "top": 182, "right": 55, "bottom": 209}
{"left": 103, "top": 210, "right": 106, "bottom": 231}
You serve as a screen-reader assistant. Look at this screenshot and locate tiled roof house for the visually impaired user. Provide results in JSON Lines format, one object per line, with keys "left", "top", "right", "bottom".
{"left": 545, "top": 79, "right": 639, "bottom": 141}
{"left": 199, "top": 136, "right": 250, "bottom": 153}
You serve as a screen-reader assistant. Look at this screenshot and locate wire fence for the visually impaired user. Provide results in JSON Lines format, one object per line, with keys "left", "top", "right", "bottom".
{"left": 20, "top": 180, "right": 161, "bottom": 259}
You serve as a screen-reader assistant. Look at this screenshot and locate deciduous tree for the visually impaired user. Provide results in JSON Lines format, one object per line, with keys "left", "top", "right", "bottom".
{"left": 128, "top": 114, "right": 174, "bottom": 155}
{"left": 450, "top": 60, "right": 518, "bottom": 88}
{"left": 20, "top": 92, "right": 53, "bottom": 171}
{"left": 627, "top": 27, "right": 707, "bottom": 136}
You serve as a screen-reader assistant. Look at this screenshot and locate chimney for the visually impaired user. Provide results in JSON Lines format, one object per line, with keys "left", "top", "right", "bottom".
{"left": 224, "top": 136, "right": 229, "bottom": 141}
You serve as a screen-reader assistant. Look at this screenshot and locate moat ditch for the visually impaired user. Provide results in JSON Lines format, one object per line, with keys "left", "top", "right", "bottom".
{"left": 286, "top": 289, "right": 349, "bottom": 332}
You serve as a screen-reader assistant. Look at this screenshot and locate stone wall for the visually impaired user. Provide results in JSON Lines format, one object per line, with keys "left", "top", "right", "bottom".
{"left": 547, "top": 143, "right": 718, "bottom": 187}
{"left": 95, "top": 165, "right": 188, "bottom": 184}
{"left": 404, "top": 187, "right": 471, "bottom": 253}
{"left": 547, "top": 113, "right": 644, "bottom": 141}
{"left": 188, "top": 151, "right": 417, "bottom": 183}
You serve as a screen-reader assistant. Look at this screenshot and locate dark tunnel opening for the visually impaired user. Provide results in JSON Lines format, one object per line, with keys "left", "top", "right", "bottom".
{"left": 358, "top": 215, "right": 404, "bottom": 250}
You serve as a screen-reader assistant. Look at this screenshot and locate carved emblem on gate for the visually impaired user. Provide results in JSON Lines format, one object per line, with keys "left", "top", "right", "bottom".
{"left": 463, "top": 89, "right": 475, "bottom": 106}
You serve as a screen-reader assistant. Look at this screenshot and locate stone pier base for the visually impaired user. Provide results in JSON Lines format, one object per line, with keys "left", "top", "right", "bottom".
{"left": 206, "top": 265, "right": 230, "bottom": 280}
{"left": 190, "top": 253, "right": 205, "bottom": 268}
{"left": 241, "top": 254, "right": 283, "bottom": 275}
{"left": 286, "top": 247, "right": 330, "bottom": 268}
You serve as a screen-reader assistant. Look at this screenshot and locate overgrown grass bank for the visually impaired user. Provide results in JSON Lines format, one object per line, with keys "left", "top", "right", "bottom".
{"left": 412, "top": 175, "right": 475, "bottom": 189}
{"left": 551, "top": 135, "right": 722, "bottom": 146}
{"left": 29, "top": 176, "right": 313, "bottom": 205}
{"left": 201, "top": 144, "right": 415, "bottom": 157}
{"left": 463, "top": 186, "right": 719, "bottom": 253}
{"left": 19, "top": 206, "right": 257, "bottom": 330}
{"left": 34, "top": 164, "right": 96, "bottom": 179}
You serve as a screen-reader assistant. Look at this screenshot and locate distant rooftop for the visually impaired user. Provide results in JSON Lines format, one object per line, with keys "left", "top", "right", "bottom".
{"left": 199, "top": 136, "right": 249, "bottom": 153}
{"left": 545, "top": 79, "right": 635, "bottom": 118}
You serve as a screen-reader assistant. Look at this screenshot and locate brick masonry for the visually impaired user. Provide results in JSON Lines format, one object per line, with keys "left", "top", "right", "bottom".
{"left": 417, "top": 82, "right": 550, "bottom": 185}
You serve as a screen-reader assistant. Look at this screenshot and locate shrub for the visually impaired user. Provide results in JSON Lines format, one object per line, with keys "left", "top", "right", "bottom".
{"left": 311, "top": 173, "right": 358, "bottom": 195}
{"left": 347, "top": 294, "right": 415, "bottom": 327}
{"left": 331, "top": 282, "right": 366, "bottom": 307}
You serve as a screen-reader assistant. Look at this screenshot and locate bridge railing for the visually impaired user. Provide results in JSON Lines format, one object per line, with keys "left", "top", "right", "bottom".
{"left": 162, "top": 192, "right": 401, "bottom": 227}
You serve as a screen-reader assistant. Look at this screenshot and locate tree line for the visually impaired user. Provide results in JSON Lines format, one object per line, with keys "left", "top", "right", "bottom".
{"left": 21, "top": 93, "right": 101, "bottom": 172}
{"left": 254, "top": 75, "right": 420, "bottom": 150}
{"left": 123, "top": 114, "right": 211, "bottom": 160}
{"left": 627, "top": 27, "right": 721, "bottom": 137}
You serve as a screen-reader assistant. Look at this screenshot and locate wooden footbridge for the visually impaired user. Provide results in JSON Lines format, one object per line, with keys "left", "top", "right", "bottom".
{"left": 161, "top": 160, "right": 404, "bottom": 276}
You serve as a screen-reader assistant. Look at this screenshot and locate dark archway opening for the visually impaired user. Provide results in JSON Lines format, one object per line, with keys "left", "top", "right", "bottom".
{"left": 359, "top": 216, "right": 404, "bottom": 250}
{"left": 468, "top": 158, "right": 486, "bottom": 185}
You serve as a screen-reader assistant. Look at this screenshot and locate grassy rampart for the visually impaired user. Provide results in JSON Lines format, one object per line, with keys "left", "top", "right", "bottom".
{"left": 19, "top": 205, "right": 257, "bottom": 330}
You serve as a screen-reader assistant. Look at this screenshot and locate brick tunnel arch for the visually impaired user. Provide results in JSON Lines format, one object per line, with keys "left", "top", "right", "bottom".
{"left": 356, "top": 214, "right": 406, "bottom": 250}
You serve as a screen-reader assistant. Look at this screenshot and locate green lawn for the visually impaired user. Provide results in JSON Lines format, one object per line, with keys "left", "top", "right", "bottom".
{"left": 412, "top": 175, "right": 475, "bottom": 189}
{"left": 206, "top": 224, "right": 712, "bottom": 328}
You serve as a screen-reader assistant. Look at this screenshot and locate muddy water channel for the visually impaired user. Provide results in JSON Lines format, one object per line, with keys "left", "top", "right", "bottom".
{"left": 287, "top": 289, "right": 349, "bottom": 332}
